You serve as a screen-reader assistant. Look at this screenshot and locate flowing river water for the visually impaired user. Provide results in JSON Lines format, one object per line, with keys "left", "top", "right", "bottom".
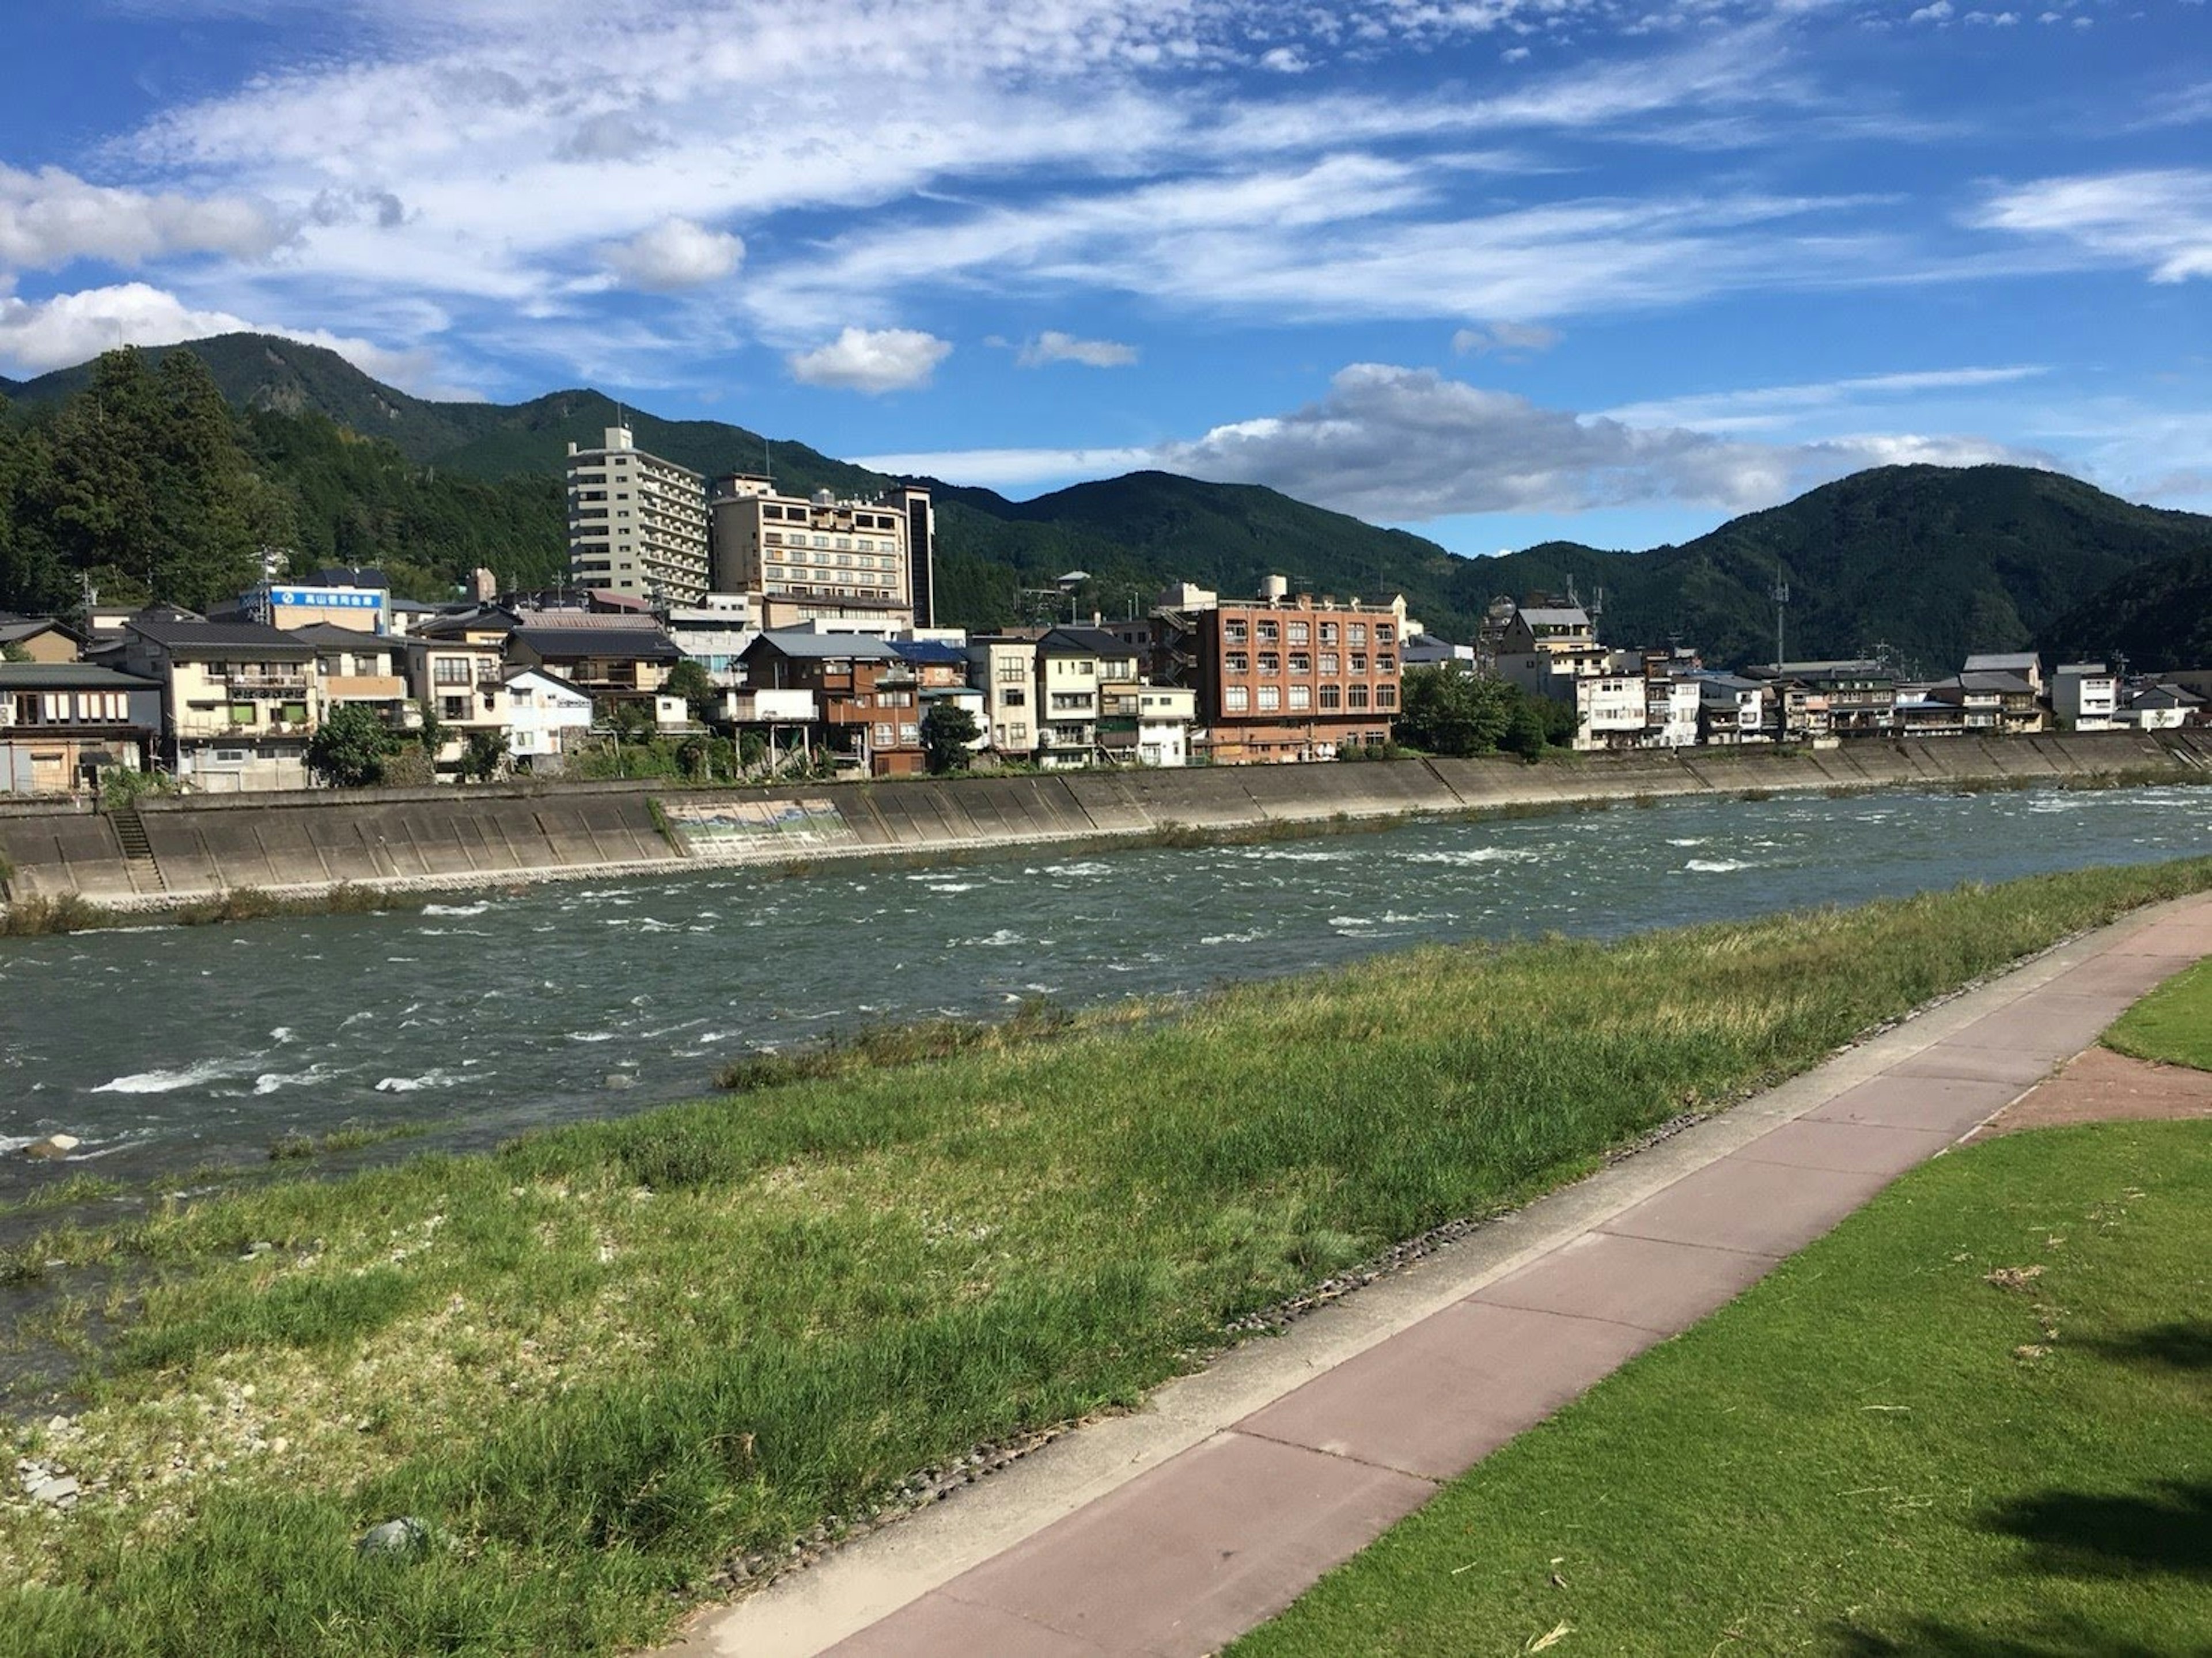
{"left": 5, "top": 781, "right": 2210, "bottom": 1204}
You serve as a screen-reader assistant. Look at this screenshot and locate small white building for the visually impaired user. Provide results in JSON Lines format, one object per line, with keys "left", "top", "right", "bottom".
{"left": 1101, "top": 682, "right": 1195, "bottom": 767}
{"left": 501, "top": 667, "right": 594, "bottom": 769}
{"left": 2051, "top": 662, "right": 2119, "bottom": 731}
{"left": 1641, "top": 676, "right": 1703, "bottom": 749}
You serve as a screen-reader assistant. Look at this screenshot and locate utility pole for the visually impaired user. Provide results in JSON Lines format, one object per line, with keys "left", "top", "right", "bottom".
{"left": 1771, "top": 565, "right": 1791, "bottom": 670}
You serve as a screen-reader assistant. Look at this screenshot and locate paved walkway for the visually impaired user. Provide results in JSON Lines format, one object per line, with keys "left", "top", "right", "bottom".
{"left": 666, "top": 894, "right": 2212, "bottom": 1658}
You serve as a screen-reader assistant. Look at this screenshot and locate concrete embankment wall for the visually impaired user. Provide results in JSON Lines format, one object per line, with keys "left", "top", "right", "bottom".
{"left": 3, "top": 730, "right": 2208, "bottom": 910}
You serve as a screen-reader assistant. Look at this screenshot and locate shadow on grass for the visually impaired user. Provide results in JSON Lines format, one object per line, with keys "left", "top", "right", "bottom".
{"left": 2084, "top": 1317, "right": 2212, "bottom": 1373}
{"left": 1832, "top": 1614, "right": 2179, "bottom": 1657}
{"left": 1979, "top": 1479, "right": 2212, "bottom": 1582}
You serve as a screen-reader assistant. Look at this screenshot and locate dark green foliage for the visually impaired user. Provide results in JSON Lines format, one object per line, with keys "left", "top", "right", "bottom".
{"left": 1395, "top": 666, "right": 1517, "bottom": 755}
{"left": 659, "top": 659, "right": 717, "bottom": 721}
{"left": 0, "top": 350, "right": 295, "bottom": 612}
{"left": 2035, "top": 542, "right": 2212, "bottom": 673}
{"left": 237, "top": 409, "right": 566, "bottom": 596}
{"left": 305, "top": 703, "right": 400, "bottom": 787}
{"left": 456, "top": 729, "right": 509, "bottom": 783}
{"left": 921, "top": 700, "right": 981, "bottom": 773}
{"left": 1465, "top": 466, "right": 2212, "bottom": 676}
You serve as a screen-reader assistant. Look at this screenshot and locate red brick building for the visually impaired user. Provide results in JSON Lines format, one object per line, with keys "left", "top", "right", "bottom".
{"left": 1195, "top": 593, "right": 1406, "bottom": 762}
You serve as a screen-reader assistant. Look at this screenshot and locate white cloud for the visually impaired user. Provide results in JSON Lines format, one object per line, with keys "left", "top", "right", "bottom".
{"left": 1452, "top": 320, "right": 1562, "bottom": 356}
{"left": 1017, "top": 330, "right": 1138, "bottom": 367}
{"left": 852, "top": 443, "right": 1154, "bottom": 489}
{"left": 787, "top": 326, "right": 952, "bottom": 393}
{"left": 1908, "top": 1, "right": 1953, "bottom": 21}
{"left": 1974, "top": 169, "right": 2212, "bottom": 283}
{"left": 600, "top": 216, "right": 744, "bottom": 290}
{"left": 859, "top": 362, "right": 2055, "bottom": 518}
{"left": 1604, "top": 365, "right": 2048, "bottom": 431}
{"left": 0, "top": 281, "right": 471, "bottom": 395}
{"left": 75, "top": 2, "right": 1818, "bottom": 375}
{"left": 0, "top": 164, "right": 287, "bottom": 271}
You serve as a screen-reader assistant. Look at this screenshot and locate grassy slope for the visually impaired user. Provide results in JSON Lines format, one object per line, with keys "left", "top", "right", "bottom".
{"left": 2104, "top": 958, "right": 2212, "bottom": 1072}
{"left": 1233, "top": 1120, "right": 2212, "bottom": 1658}
{"left": 4, "top": 862, "right": 2210, "bottom": 1656}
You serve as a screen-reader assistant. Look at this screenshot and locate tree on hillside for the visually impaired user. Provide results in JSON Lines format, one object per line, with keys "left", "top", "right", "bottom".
{"left": 306, "top": 704, "right": 399, "bottom": 787}
{"left": 36, "top": 349, "right": 295, "bottom": 610}
{"left": 922, "top": 702, "right": 982, "bottom": 773}
{"left": 0, "top": 403, "right": 71, "bottom": 615}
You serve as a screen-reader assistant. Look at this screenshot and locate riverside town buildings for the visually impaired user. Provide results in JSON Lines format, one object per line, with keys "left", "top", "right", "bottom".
{"left": 5, "top": 533, "right": 2211, "bottom": 796}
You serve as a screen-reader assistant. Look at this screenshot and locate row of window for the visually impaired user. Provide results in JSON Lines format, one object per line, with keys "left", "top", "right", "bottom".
{"left": 11, "top": 692, "right": 135, "bottom": 723}
{"left": 1222, "top": 683, "right": 1399, "bottom": 713}
{"left": 764, "top": 504, "right": 899, "bottom": 531}
{"left": 1223, "top": 651, "right": 1397, "bottom": 677}
{"left": 763, "top": 530, "right": 893, "bottom": 553}
{"left": 764, "top": 548, "right": 897, "bottom": 568}
{"left": 1222, "top": 620, "right": 1395, "bottom": 647}
{"left": 870, "top": 722, "right": 923, "bottom": 746}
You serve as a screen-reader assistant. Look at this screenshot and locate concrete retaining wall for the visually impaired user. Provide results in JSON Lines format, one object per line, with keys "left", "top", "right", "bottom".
{"left": 3, "top": 730, "right": 2207, "bottom": 910}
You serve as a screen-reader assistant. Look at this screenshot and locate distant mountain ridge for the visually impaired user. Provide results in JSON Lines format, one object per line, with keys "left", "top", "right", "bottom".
{"left": 2036, "top": 545, "right": 2212, "bottom": 674}
{"left": 9, "top": 332, "right": 2209, "bottom": 665}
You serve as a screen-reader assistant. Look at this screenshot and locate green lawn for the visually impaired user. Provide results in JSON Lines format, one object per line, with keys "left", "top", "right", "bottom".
{"left": 2106, "top": 957, "right": 2212, "bottom": 1072}
{"left": 1232, "top": 1121, "right": 2212, "bottom": 1658}
{"left": 5, "top": 858, "right": 2210, "bottom": 1657}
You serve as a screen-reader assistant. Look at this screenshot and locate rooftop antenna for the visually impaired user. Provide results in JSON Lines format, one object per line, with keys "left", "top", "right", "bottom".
{"left": 1770, "top": 564, "right": 1790, "bottom": 670}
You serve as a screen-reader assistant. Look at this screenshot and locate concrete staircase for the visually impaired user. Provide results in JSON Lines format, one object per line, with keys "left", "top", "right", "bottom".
{"left": 109, "top": 806, "right": 166, "bottom": 892}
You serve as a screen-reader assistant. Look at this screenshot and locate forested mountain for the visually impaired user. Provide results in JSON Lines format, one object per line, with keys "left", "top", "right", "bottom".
{"left": 1452, "top": 467, "right": 2212, "bottom": 677}
{"left": 2036, "top": 545, "right": 2212, "bottom": 674}
{"left": 6, "top": 333, "right": 2207, "bottom": 667}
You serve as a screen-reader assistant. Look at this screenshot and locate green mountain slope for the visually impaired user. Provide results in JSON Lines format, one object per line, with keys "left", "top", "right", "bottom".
{"left": 1453, "top": 466, "right": 2212, "bottom": 675}
{"left": 2035, "top": 544, "right": 2212, "bottom": 674}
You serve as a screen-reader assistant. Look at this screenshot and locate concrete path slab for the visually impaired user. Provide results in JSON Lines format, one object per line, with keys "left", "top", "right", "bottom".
{"left": 1728, "top": 1118, "right": 1957, "bottom": 1176}
{"left": 825, "top": 1594, "right": 1110, "bottom": 1658}
{"left": 665, "top": 891, "right": 2212, "bottom": 1658}
{"left": 1233, "top": 1302, "right": 1656, "bottom": 1480}
{"left": 1468, "top": 1231, "right": 1773, "bottom": 1333}
{"left": 1597, "top": 1155, "right": 1895, "bottom": 1255}
{"left": 1804, "top": 1073, "right": 2024, "bottom": 1132}
{"left": 926, "top": 1432, "right": 1430, "bottom": 1657}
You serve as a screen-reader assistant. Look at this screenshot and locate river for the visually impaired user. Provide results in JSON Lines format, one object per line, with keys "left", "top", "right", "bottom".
{"left": 5, "top": 781, "right": 2209, "bottom": 1201}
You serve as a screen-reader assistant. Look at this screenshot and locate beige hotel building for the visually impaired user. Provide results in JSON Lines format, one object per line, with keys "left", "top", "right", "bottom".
{"left": 709, "top": 476, "right": 934, "bottom": 629}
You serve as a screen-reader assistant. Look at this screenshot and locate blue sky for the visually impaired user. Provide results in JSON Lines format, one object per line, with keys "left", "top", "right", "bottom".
{"left": 0, "top": 0, "right": 2206, "bottom": 557}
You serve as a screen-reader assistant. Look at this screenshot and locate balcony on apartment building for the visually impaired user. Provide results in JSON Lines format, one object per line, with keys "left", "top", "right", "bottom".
{"left": 215, "top": 667, "right": 311, "bottom": 697}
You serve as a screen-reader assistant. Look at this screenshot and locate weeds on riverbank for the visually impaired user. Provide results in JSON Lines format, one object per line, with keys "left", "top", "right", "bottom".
{"left": 267, "top": 1123, "right": 430, "bottom": 1163}
{"left": 3, "top": 858, "right": 2206, "bottom": 1657}
{"left": 713, "top": 996, "right": 1082, "bottom": 1092}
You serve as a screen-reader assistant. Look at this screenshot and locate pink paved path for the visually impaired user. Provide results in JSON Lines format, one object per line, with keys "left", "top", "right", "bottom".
{"left": 668, "top": 896, "right": 2212, "bottom": 1658}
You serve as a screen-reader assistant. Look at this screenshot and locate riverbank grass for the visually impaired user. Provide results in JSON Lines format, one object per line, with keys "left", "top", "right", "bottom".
{"left": 2105, "top": 957, "right": 2212, "bottom": 1071}
{"left": 1231, "top": 1120, "right": 2212, "bottom": 1658}
{"left": 3, "top": 861, "right": 2209, "bottom": 1657}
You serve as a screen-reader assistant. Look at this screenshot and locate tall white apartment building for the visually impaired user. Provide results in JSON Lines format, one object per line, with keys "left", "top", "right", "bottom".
{"left": 566, "top": 426, "right": 710, "bottom": 605}
{"left": 709, "top": 476, "right": 934, "bottom": 628}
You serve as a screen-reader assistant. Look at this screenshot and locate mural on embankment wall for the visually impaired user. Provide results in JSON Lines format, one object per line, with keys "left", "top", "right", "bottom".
{"left": 2, "top": 731, "right": 2206, "bottom": 909}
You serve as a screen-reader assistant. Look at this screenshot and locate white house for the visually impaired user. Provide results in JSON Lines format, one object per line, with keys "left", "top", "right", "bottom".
{"left": 2052, "top": 663, "right": 2119, "bottom": 731}
{"left": 501, "top": 667, "right": 594, "bottom": 769}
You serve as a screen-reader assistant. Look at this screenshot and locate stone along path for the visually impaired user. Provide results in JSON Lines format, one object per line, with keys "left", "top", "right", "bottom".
{"left": 665, "top": 894, "right": 2212, "bottom": 1658}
